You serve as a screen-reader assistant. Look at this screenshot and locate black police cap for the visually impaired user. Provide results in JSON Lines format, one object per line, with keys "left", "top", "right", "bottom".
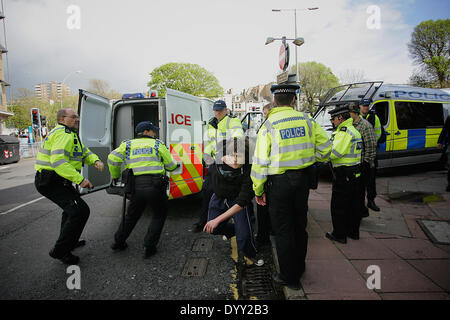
{"left": 270, "top": 83, "right": 300, "bottom": 95}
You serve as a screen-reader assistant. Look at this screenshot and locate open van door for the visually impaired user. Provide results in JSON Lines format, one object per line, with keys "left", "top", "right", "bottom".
{"left": 165, "top": 89, "right": 203, "bottom": 199}
{"left": 78, "top": 89, "right": 112, "bottom": 194}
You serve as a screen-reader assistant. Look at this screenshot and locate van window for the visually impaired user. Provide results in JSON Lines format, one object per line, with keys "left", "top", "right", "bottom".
{"left": 373, "top": 102, "right": 388, "bottom": 126}
{"left": 394, "top": 102, "right": 443, "bottom": 129}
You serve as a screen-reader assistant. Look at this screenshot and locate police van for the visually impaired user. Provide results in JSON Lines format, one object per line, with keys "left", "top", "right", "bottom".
{"left": 314, "top": 81, "right": 450, "bottom": 169}
{"left": 77, "top": 88, "right": 214, "bottom": 199}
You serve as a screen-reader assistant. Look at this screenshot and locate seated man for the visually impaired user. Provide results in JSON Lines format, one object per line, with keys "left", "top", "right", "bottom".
{"left": 203, "top": 137, "right": 263, "bottom": 266}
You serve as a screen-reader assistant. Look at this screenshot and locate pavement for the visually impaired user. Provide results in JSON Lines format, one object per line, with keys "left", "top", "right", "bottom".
{"left": 273, "top": 165, "right": 450, "bottom": 300}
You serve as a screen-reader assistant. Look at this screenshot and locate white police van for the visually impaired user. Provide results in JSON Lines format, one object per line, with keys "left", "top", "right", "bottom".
{"left": 77, "top": 89, "right": 214, "bottom": 199}
{"left": 314, "top": 81, "right": 450, "bottom": 169}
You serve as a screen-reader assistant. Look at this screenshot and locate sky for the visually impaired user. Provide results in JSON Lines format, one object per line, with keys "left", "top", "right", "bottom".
{"left": 2, "top": 0, "right": 450, "bottom": 99}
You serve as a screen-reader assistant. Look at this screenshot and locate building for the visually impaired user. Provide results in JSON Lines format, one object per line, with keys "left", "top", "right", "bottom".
{"left": 224, "top": 83, "right": 274, "bottom": 119}
{"left": 0, "top": 2, "right": 12, "bottom": 134}
{"left": 34, "top": 81, "right": 71, "bottom": 100}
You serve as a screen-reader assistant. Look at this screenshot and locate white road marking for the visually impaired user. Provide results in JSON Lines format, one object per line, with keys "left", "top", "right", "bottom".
{"left": 0, "top": 196, "right": 45, "bottom": 216}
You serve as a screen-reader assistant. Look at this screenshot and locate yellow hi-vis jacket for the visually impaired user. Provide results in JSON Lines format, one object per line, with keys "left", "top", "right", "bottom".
{"left": 361, "top": 113, "right": 382, "bottom": 142}
{"left": 34, "top": 124, "right": 100, "bottom": 184}
{"left": 203, "top": 122, "right": 218, "bottom": 164}
{"left": 211, "top": 115, "right": 244, "bottom": 161}
{"left": 107, "top": 137, "right": 177, "bottom": 179}
{"left": 330, "top": 118, "right": 363, "bottom": 167}
{"left": 251, "top": 107, "right": 332, "bottom": 196}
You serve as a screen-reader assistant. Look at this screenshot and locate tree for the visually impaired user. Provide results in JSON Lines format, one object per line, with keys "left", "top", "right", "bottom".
{"left": 88, "top": 79, "right": 122, "bottom": 99}
{"left": 148, "top": 63, "right": 223, "bottom": 98}
{"left": 338, "top": 69, "right": 367, "bottom": 85}
{"left": 408, "top": 19, "right": 450, "bottom": 88}
{"left": 293, "top": 62, "right": 340, "bottom": 114}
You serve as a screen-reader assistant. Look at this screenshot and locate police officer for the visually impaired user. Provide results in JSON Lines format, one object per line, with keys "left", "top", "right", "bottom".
{"left": 108, "top": 121, "right": 177, "bottom": 258}
{"left": 348, "top": 102, "right": 377, "bottom": 218}
{"left": 251, "top": 84, "right": 331, "bottom": 289}
{"left": 35, "top": 108, "right": 104, "bottom": 265}
{"left": 326, "top": 105, "right": 363, "bottom": 244}
{"left": 359, "top": 99, "right": 381, "bottom": 211}
{"left": 193, "top": 100, "right": 244, "bottom": 232}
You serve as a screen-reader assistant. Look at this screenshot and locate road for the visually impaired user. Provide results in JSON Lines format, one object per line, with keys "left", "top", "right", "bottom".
{"left": 1, "top": 158, "right": 278, "bottom": 300}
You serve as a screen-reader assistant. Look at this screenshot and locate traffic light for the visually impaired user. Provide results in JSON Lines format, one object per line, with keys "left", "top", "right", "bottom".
{"left": 149, "top": 90, "right": 158, "bottom": 98}
{"left": 31, "top": 108, "right": 40, "bottom": 127}
{"left": 40, "top": 115, "right": 47, "bottom": 126}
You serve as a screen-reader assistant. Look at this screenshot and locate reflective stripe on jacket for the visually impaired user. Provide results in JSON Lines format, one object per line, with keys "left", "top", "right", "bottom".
{"left": 34, "top": 124, "right": 100, "bottom": 184}
{"left": 107, "top": 137, "right": 177, "bottom": 179}
{"left": 251, "top": 106, "right": 332, "bottom": 196}
{"left": 330, "top": 118, "right": 362, "bottom": 167}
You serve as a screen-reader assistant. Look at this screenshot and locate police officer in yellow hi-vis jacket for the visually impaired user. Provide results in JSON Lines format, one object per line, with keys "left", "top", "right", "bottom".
{"left": 251, "top": 84, "right": 331, "bottom": 289}
{"left": 35, "top": 108, "right": 104, "bottom": 265}
{"left": 326, "top": 105, "right": 363, "bottom": 244}
{"left": 108, "top": 121, "right": 177, "bottom": 258}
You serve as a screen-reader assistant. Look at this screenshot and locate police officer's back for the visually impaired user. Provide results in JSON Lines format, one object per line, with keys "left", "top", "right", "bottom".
{"left": 108, "top": 121, "right": 177, "bottom": 258}
{"left": 251, "top": 84, "right": 331, "bottom": 288}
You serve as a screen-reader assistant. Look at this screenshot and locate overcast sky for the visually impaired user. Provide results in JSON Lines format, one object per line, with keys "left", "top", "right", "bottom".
{"left": 3, "top": 0, "right": 450, "bottom": 98}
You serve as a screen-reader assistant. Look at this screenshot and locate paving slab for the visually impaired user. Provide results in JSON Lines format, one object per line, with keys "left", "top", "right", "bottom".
{"left": 380, "top": 238, "right": 450, "bottom": 259}
{"left": 407, "top": 259, "right": 450, "bottom": 291}
{"left": 352, "top": 259, "right": 444, "bottom": 293}
{"left": 417, "top": 220, "right": 450, "bottom": 245}
{"left": 334, "top": 238, "right": 398, "bottom": 260}
{"left": 306, "top": 238, "right": 346, "bottom": 260}
{"left": 301, "top": 259, "right": 371, "bottom": 295}
{"left": 307, "top": 292, "right": 380, "bottom": 300}
{"left": 379, "top": 292, "right": 450, "bottom": 300}
{"left": 360, "top": 207, "right": 411, "bottom": 237}
{"left": 306, "top": 216, "right": 326, "bottom": 238}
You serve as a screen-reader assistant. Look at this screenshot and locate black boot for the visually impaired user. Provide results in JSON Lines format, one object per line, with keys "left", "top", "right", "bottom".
{"left": 367, "top": 199, "right": 380, "bottom": 212}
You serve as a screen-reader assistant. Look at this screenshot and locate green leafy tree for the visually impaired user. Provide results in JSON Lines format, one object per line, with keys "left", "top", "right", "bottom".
{"left": 408, "top": 19, "right": 450, "bottom": 88}
{"left": 5, "top": 105, "right": 30, "bottom": 132}
{"left": 292, "top": 61, "right": 340, "bottom": 114}
{"left": 148, "top": 63, "right": 223, "bottom": 98}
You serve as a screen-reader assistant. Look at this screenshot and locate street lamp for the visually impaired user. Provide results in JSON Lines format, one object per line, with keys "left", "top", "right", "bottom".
{"left": 60, "top": 70, "right": 82, "bottom": 108}
{"left": 272, "top": 7, "right": 319, "bottom": 107}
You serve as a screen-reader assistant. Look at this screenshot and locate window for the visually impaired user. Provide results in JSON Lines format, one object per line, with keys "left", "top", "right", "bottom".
{"left": 394, "top": 102, "right": 443, "bottom": 130}
{"left": 373, "top": 102, "right": 389, "bottom": 126}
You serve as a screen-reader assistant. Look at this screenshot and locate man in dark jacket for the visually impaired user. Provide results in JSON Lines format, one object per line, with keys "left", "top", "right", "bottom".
{"left": 203, "top": 137, "right": 263, "bottom": 266}
{"left": 438, "top": 115, "right": 450, "bottom": 192}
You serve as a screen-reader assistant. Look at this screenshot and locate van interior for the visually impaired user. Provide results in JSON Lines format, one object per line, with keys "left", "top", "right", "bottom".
{"left": 112, "top": 100, "right": 160, "bottom": 148}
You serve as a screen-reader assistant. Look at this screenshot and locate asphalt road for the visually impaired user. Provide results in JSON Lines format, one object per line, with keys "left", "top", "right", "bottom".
{"left": 0, "top": 159, "right": 240, "bottom": 300}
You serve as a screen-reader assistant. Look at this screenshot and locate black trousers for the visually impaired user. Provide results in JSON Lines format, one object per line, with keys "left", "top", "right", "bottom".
{"left": 35, "top": 171, "right": 90, "bottom": 257}
{"left": 366, "top": 158, "right": 377, "bottom": 201}
{"left": 331, "top": 165, "right": 362, "bottom": 239}
{"left": 360, "top": 161, "right": 371, "bottom": 214}
{"left": 256, "top": 203, "right": 271, "bottom": 244}
{"left": 197, "top": 164, "right": 215, "bottom": 226}
{"left": 114, "top": 175, "right": 168, "bottom": 249}
{"left": 267, "top": 169, "right": 309, "bottom": 284}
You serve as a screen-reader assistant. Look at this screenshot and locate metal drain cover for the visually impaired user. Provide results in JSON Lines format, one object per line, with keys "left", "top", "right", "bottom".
{"left": 192, "top": 238, "right": 213, "bottom": 252}
{"left": 181, "top": 258, "right": 208, "bottom": 277}
{"left": 241, "top": 266, "right": 277, "bottom": 300}
{"left": 417, "top": 220, "right": 450, "bottom": 245}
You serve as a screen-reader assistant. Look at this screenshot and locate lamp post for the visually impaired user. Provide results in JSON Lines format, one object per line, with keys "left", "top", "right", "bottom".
{"left": 60, "top": 70, "right": 81, "bottom": 108}
{"left": 272, "top": 7, "right": 319, "bottom": 108}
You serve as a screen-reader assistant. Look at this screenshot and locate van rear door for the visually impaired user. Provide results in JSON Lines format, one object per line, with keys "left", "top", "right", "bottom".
{"left": 165, "top": 89, "right": 203, "bottom": 199}
{"left": 78, "top": 89, "right": 112, "bottom": 194}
